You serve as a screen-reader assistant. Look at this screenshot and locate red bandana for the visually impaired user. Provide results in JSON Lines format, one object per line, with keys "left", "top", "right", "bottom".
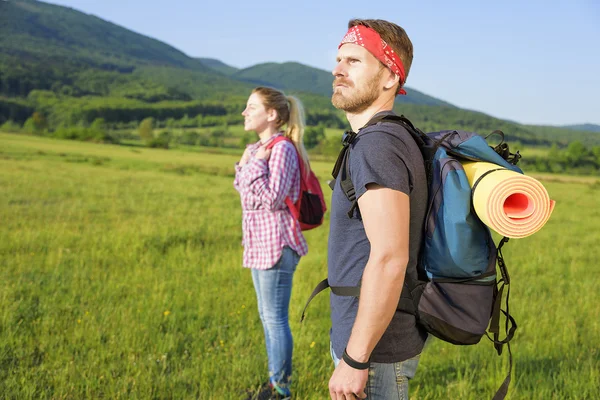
{"left": 339, "top": 25, "right": 407, "bottom": 95}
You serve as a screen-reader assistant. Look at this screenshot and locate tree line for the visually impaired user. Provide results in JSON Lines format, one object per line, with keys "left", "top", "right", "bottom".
{"left": 3, "top": 113, "right": 599, "bottom": 176}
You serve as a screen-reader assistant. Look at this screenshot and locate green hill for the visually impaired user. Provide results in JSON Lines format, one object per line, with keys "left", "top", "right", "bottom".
{"left": 197, "top": 58, "right": 239, "bottom": 75}
{"left": 524, "top": 125, "right": 600, "bottom": 147}
{"left": 561, "top": 124, "right": 600, "bottom": 133}
{"left": 395, "top": 104, "right": 552, "bottom": 146}
{"left": 0, "top": 0, "right": 203, "bottom": 69}
{"left": 0, "top": 0, "right": 252, "bottom": 101}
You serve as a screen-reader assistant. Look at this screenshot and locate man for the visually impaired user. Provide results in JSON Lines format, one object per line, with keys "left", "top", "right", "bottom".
{"left": 327, "top": 19, "right": 428, "bottom": 399}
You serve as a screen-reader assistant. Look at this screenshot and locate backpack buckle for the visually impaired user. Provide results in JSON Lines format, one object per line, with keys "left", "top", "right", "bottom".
{"left": 341, "top": 130, "right": 357, "bottom": 147}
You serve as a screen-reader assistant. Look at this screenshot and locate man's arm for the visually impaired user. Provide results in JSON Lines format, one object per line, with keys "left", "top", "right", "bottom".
{"left": 329, "top": 182, "right": 410, "bottom": 399}
{"left": 346, "top": 182, "right": 410, "bottom": 359}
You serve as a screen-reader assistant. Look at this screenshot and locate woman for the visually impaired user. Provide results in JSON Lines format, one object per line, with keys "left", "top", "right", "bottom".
{"left": 234, "top": 87, "right": 310, "bottom": 400}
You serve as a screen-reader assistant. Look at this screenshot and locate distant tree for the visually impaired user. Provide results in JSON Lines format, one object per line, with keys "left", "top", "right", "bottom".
{"left": 90, "top": 118, "right": 107, "bottom": 133}
{"left": 178, "top": 130, "right": 200, "bottom": 146}
{"left": 304, "top": 125, "right": 326, "bottom": 149}
{"left": 547, "top": 144, "right": 561, "bottom": 162}
{"left": 179, "top": 114, "right": 194, "bottom": 128}
{"left": 220, "top": 121, "right": 230, "bottom": 137}
{"left": 27, "top": 90, "right": 57, "bottom": 105}
{"left": 592, "top": 146, "right": 600, "bottom": 164}
{"left": 208, "top": 127, "right": 226, "bottom": 147}
{"left": 32, "top": 112, "right": 48, "bottom": 134}
{"left": 565, "top": 141, "right": 588, "bottom": 166}
{"left": 210, "top": 126, "right": 227, "bottom": 138}
{"left": 138, "top": 117, "right": 154, "bottom": 143}
{"left": 87, "top": 118, "right": 117, "bottom": 143}
{"left": 148, "top": 131, "right": 171, "bottom": 149}
{"left": 0, "top": 120, "right": 21, "bottom": 133}
{"left": 239, "top": 132, "right": 254, "bottom": 149}
{"left": 23, "top": 112, "right": 48, "bottom": 135}
{"left": 166, "top": 117, "right": 176, "bottom": 128}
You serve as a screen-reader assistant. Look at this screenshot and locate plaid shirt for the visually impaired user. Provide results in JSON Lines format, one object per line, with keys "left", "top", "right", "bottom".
{"left": 234, "top": 133, "right": 308, "bottom": 269}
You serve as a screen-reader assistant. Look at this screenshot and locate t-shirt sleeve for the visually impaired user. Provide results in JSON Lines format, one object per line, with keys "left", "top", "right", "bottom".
{"left": 350, "top": 131, "right": 413, "bottom": 200}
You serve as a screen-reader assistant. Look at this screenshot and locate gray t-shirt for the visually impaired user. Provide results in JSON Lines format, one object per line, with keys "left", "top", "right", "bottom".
{"left": 328, "top": 111, "right": 428, "bottom": 363}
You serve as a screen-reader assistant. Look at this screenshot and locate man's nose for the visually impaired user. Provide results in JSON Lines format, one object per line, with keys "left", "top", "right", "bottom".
{"left": 332, "top": 62, "right": 345, "bottom": 77}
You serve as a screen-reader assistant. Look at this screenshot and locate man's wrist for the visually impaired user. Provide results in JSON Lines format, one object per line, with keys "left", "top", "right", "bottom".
{"left": 342, "top": 348, "right": 370, "bottom": 370}
{"left": 346, "top": 342, "right": 370, "bottom": 362}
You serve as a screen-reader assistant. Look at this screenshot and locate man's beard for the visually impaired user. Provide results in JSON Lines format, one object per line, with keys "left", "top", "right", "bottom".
{"left": 331, "top": 69, "right": 383, "bottom": 113}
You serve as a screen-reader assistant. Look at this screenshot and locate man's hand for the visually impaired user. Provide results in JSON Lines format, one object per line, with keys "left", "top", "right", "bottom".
{"left": 254, "top": 145, "right": 272, "bottom": 161}
{"left": 328, "top": 360, "right": 368, "bottom": 399}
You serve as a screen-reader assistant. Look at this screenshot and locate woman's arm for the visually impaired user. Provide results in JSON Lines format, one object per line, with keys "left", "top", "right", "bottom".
{"left": 245, "top": 141, "right": 298, "bottom": 211}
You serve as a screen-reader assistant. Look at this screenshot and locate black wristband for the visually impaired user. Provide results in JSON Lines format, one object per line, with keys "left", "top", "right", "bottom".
{"left": 342, "top": 348, "right": 370, "bottom": 370}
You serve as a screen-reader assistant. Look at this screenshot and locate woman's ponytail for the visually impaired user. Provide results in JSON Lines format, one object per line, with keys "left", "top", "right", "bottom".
{"left": 284, "top": 96, "right": 310, "bottom": 174}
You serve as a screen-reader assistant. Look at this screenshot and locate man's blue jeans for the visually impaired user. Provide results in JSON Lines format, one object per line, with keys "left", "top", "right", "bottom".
{"left": 251, "top": 247, "right": 300, "bottom": 395}
{"left": 331, "top": 343, "right": 420, "bottom": 400}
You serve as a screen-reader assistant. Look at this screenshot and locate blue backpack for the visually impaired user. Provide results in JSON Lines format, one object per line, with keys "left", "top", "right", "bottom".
{"left": 302, "top": 114, "right": 522, "bottom": 399}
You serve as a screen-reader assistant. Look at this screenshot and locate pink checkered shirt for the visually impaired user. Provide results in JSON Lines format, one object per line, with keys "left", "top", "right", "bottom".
{"left": 234, "top": 133, "right": 308, "bottom": 269}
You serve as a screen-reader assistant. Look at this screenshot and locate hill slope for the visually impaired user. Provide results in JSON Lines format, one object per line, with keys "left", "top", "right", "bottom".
{"left": 561, "top": 124, "right": 600, "bottom": 133}
{"left": 0, "top": 0, "right": 252, "bottom": 100}
{"left": 197, "top": 58, "right": 239, "bottom": 75}
{"left": 0, "top": 0, "right": 208, "bottom": 70}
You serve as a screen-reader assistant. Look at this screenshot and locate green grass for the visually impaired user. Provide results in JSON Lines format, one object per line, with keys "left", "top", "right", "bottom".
{"left": 1, "top": 132, "right": 598, "bottom": 399}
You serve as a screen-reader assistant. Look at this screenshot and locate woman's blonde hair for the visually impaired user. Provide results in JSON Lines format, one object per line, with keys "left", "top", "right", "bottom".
{"left": 252, "top": 86, "right": 310, "bottom": 173}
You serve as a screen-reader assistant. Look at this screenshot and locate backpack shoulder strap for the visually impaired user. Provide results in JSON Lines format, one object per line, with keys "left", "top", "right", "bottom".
{"left": 265, "top": 135, "right": 305, "bottom": 177}
{"left": 263, "top": 135, "right": 304, "bottom": 239}
{"left": 331, "top": 114, "right": 424, "bottom": 218}
{"left": 265, "top": 135, "right": 291, "bottom": 150}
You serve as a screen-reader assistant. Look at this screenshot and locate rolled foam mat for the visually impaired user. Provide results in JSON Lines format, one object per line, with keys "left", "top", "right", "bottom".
{"left": 462, "top": 161, "right": 556, "bottom": 238}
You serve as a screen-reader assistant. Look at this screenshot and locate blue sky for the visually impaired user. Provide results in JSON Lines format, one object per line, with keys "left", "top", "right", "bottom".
{"left": 44, "top": 0, "right": 600, "bottom": 126}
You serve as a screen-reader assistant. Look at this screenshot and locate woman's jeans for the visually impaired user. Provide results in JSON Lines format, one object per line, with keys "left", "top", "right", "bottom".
{"left": 251, "top": 247, "right": 300, "bottom": 394}
{"left": 331, "top": 342, "right": 420, "bottom": 400}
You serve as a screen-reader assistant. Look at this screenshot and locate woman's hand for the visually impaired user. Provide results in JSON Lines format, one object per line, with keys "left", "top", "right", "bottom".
{"left": 255, "top": 145, "right": 272, "bottom": 161}
{"left": 239, "top": 146, "right": 253, "bottom": 166}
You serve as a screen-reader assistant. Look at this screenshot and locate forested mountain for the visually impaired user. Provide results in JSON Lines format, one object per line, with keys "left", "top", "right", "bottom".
{"left": 0, "top": 0, "right": 252, "bottom": 101}
{"left": 0, "top": 0, "right": 446, "bottom": 105}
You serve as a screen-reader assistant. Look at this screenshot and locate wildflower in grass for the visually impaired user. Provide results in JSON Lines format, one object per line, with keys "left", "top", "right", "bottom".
{"left": 310, "top": 341, "right": 315, "bottom": 349}
{"left": 77, "top": 319, "right": 81, "bottom": 324}
{"left": 163, "top": 310, "right": 171, "bottom": 316}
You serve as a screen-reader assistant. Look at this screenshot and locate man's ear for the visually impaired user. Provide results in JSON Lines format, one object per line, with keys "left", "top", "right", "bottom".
{"left": 267, "top": 108, "right": 278, "bottom": 123}
{"left": 383, "top": 69, "right": 400, "bottom": 91}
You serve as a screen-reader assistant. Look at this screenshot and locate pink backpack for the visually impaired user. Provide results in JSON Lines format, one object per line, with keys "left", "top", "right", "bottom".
{"left": 267, "top": 136, "right": 326, "bottom": 230}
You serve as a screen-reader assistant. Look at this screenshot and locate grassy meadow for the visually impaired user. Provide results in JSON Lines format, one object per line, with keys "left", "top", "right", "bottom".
{"left": 1, "top": 132, "right": 599, "bottom": 399}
